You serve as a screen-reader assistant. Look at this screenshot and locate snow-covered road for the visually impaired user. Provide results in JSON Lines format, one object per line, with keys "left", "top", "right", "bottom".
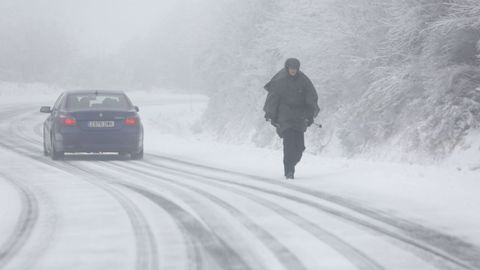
{"left": 1, "top": 93, "right": 479, "bottom": 270}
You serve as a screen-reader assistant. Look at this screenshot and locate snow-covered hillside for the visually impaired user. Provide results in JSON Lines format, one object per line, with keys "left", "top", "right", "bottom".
{"left": 199, "top": 0, "right": 480, "bottom": 164}
{"left": 1, "top": 1, "right": 479, "bottom": 164}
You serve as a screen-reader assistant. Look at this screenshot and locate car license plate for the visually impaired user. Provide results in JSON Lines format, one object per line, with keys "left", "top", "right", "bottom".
{"left": 88, "top": 121, "right": 115, "bottom": 128}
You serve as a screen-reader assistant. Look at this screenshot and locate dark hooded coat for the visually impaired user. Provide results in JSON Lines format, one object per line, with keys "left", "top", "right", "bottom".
{"left": 263, "top": 68, "right": 320, "bottom": 137}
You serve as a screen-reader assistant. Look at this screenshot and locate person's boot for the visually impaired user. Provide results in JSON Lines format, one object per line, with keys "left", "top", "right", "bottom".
{"left": 285, "top": 171, "right": 294, "bottom": 179}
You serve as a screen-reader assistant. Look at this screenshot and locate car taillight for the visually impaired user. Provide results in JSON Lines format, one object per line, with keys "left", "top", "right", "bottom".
{"left": 125, "top": 117, "right": 138, "bottom": 126}
{"left": 63, "top": 117, "right": 77, "bottom": 126}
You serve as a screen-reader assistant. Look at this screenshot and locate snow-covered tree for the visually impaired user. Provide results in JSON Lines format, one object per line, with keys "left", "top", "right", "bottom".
{"left": 200, "top": 0, "right": 480, "bottom": 162}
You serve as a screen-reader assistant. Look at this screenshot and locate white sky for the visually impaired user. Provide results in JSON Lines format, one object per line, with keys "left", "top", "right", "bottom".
{"left": 1, "top": 0, "right": 187, "bottom": 56}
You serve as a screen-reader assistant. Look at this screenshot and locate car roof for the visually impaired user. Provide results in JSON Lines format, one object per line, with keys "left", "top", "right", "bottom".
{"left": 64, "top": 90, "right": 126, "bottom": 95}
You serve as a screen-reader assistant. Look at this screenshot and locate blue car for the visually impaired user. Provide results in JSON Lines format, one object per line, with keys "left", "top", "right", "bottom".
{"left": 41, "top": 90, "right": 144, "bottom": 160}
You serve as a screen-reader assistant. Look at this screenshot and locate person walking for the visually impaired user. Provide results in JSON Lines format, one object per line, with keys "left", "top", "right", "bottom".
{"left": 263, "top": 58, "right": 320, "bottom": 179}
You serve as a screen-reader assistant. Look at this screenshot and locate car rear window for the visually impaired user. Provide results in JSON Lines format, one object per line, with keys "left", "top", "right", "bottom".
{"left": 66, "top": 93, "right": 131, "bottom": 111}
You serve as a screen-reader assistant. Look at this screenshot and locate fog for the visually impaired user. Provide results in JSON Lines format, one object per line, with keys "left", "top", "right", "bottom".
{"left": 0, "top": 0, "right": 230, "bottom": 88}
{"left": 2, "top": 0, "right": 161, "bottom": 54}
{"left": 2, "top": 0, "right": 480, "bottom": 162}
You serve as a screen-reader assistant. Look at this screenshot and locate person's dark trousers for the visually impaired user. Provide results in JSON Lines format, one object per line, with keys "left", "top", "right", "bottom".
{"left": 282, "top": 128, "right": 306, "bottom": 177}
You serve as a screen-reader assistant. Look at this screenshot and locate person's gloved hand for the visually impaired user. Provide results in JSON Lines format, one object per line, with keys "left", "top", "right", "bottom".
{"left": 271, "top": 121, "right": 279, "bottom": 128}
{"left": 265, "top": 116, "right": 279, "bottom": 128}
{"left": 305, "top": 117, "right": 314, "bottom": 127}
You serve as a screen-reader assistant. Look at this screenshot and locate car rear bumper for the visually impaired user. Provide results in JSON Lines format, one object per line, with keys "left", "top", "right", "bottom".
{"left": 54, "top": 128, "right": 143, "bottom": 153}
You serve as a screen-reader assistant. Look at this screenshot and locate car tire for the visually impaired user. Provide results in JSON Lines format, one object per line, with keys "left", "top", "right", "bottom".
{"left": 43, "top": 136, "right": 48, "bottom": 156}
{"left": 51, "top": 136, "right": 64, "bottom": 160}
{"left": 118, "top": 152, "right": 129, "bottom": 159}
{"left": 131, "top": 149, "right": 143, "bottom": 160}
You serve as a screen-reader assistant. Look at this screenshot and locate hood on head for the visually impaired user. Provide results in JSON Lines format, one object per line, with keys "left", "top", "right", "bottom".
{"left": 285, "top": 58, "right": 301, "bottom": 70}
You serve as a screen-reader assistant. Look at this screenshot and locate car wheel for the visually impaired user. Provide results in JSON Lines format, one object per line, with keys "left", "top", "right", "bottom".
{"left": 43, "top": 135, "right": 48, "bottom": 156}
{"left": 51, "top": 136, "right": 64, "bottom": 160}
{"left": 130, "top": 149, "right": 143, "bottom": 160}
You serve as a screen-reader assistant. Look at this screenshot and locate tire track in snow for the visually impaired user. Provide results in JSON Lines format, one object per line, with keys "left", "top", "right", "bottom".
{"left": 70, "top": 160, "right": 199, "bottom": 270}
{"left": 0, "top": 141, "right": 160, "bottom": 270}
{"left": 0, "top": 107, "right": 48, "bottom": 269}
{"left": 65, "top": 157, "right": 306, "bottom": 270}
{"left": 104, "top": 160, "right": 382, "bottom": 270}
{"left": 101, "top": 162, "right": 311, "bottom": 270}
{"left": 120, "top": 184, "right": 254, "bottom": 270}
{"left": 146, "top": 153, "right": 480, "bottom": 269}
{"left": 138, "top": 156, "right": 479, "bottom": 270}
{"left": 0, "top": 172, "right": 39, "bottom": 269}
{"left": 0, "top": 108, "right": 160, "bottom": 270}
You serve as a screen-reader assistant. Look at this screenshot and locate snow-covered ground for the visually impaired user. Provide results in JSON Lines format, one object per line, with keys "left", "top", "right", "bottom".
{"left": 1, "top": 90, "right": 479, "bottom": 270}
